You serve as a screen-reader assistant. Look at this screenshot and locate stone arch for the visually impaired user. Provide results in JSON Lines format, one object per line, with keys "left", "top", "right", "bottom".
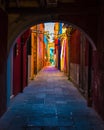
{"left": 8, "top": 13, "right": 97, "bottom": 55}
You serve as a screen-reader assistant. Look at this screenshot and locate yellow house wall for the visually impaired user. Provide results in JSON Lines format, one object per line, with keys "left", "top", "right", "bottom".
{"left": 30, "top": 25, "right": 37, "bottom": 79}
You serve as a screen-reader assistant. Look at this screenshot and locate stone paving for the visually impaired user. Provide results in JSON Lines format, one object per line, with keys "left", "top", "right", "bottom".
{"left": 0, "top": 66, "right": 104, "bottom": 130}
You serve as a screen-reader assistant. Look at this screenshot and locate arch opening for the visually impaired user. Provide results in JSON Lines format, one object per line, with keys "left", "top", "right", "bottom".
{"left": 7, "top": 21, "right": 96, "bottom": 109}
{"left": 8, "top": 20, "right": 96, "bottom": 55}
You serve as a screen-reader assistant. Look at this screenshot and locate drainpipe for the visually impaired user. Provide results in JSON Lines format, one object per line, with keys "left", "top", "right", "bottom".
{"left": 66, "top": 27, "right": 71, "bottom": 80}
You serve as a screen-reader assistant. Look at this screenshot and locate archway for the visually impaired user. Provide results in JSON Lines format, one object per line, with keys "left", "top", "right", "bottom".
{"left": 0, "top": 8, "right": 98, "bottom": 117}
{"left": 8, "top": 16, "right": 96, "bottom": 107}
{"left": 8, "top": 13, "right": 97, "bottom": 54}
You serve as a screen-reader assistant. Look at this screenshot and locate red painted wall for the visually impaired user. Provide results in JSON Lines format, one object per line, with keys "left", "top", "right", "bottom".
{"left": 13, "top": 29, "right": 30, "bottom": 95}
{"left": 0, "top": 9, "right": 8, "bottom": 116}
{"left": 13, "top": 38, "right": 22, "bottom": 95}
{"left": 21, "top": 29, "right": 30, "bottom": 88}
{"left": 70, "top": 30, "right": 91, "bottom": 99}
{"left": 69, "top": 29, "right": 81, "bottom": 85}
{"left": 23, "top": 42, "right": 27, "bottom": 88}
{"left": 70, "top": 29, "right": 81, "bottom": 64}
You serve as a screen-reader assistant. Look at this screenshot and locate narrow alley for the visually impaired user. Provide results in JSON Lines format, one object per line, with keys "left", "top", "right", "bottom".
{"left": 0, "top": 66, "right": 104, "bottom": 130}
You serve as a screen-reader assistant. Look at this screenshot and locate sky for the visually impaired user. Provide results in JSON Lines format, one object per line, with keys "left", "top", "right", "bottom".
{"left": 44, "top": 22, "right": 55, "bottom": 42}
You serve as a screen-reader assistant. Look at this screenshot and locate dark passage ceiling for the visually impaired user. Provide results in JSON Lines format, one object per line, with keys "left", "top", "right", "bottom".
{"left": 0, "top": 0, "right": 99, "bottom": 9}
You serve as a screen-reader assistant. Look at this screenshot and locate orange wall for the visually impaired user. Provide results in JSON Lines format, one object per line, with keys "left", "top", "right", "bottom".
{"left": 37, "top": 24, "right": 44, "bottom": 72}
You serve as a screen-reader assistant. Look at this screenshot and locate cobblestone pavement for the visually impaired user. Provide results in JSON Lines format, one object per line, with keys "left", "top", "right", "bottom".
{"left": 0, "top": 66, "right": 104, "bottom": 130}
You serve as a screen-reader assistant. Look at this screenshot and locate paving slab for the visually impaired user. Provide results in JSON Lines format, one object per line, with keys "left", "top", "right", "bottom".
{"left": 0, "top": 66, "right": 104, "bottom": 130}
